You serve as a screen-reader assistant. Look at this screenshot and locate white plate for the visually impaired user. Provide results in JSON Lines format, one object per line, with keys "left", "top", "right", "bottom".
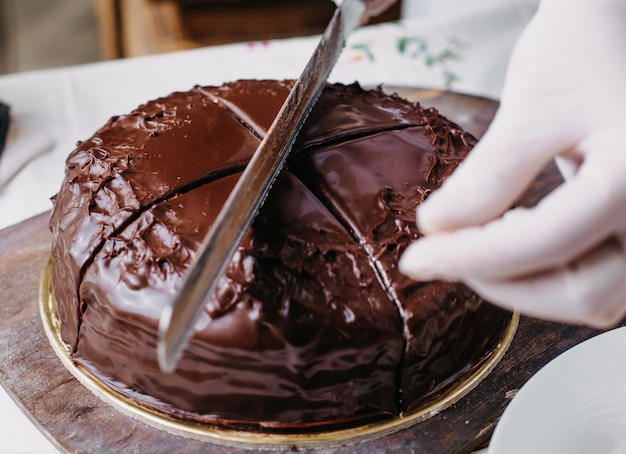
{"left": 489, "top": 326, "right": 626, "bottom": 454}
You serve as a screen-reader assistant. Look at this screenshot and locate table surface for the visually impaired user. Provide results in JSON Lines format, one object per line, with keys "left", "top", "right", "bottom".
{"left": 0, "top": 204, "right": 606, "bottom": 454}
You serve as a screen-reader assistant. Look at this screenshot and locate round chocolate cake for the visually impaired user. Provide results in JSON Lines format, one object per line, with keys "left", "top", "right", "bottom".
{"left": 48, "top": 80, "right": 511, "bottom": 433}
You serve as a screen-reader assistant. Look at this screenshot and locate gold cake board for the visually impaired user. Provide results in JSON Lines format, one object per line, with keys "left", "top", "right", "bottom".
{"left": 0, "top": 88, "right": 612, "bottom": 453}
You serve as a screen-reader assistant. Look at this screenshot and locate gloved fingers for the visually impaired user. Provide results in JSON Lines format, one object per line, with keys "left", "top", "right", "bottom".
{"left": 417, "top": 112, "right": 561, "bottom": 235}
{"left": 417, "top": 0, "right": 626, "bottom": 237}
{"left": 359, "top": 0, "right": 397, "bottom": 22}
{"left": 330, "top": 0, "right": 396, "bottom": 24}
{"left": 402, "top": 145, "right": 626, "bottom": 281}
{"left": 464, "top": 236, "right": 626, "bottom": 329}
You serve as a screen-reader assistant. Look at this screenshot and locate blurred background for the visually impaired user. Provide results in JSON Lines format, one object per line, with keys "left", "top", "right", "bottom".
{"left": 0, "top": 0, "right": 413, "bottom": 75}
{"left": 1, "top": 0, "right": 98, "bottom": 74}
{"left": 0, "top": 0, "right": 538, "bottom": 76}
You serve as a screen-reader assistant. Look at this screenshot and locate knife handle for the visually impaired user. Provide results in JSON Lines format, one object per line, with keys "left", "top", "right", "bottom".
{"left": 0, "top": 101, "right": 10, "bottom": 157}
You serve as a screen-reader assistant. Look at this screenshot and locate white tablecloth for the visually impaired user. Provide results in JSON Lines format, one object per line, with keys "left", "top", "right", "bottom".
{"left": 0, "top": 2, "right": 537, "bottom": 451}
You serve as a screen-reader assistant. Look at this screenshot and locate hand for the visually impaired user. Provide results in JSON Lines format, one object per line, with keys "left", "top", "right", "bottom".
{"left": 360, "top": 0, "right": 397, "bottom": 23}
{"left": 331, "top": 0, "right": 397, "bottom": 24}
{"left": 399, "top": 0, "right": 626, "bottom": 328}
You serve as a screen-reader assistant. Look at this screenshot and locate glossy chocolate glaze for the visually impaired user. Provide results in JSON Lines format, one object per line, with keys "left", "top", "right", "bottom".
{"left": 50, "top": 81, "right": 511, "bottom": 431}
{"left": 78, "top": 172, "right": 404, "bottom": 428}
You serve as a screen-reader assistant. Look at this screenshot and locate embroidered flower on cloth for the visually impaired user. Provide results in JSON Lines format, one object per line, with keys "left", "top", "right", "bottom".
{"left": 242, "top": 21, "right": 471, "bottom": 91}
{"left": 396, "top": 35, "right": 467, "bottom": 87}
{"left": 343, "top": 22, "right": 470, "bottom": 90}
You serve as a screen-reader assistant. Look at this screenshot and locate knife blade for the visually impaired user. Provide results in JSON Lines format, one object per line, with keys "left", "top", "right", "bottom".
{"left": 157, "top": 0, "right": 366, "bottom": 372}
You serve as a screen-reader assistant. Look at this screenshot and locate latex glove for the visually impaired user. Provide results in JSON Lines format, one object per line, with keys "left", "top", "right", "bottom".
{"left": 360, "top": 0, "right": 396, "bottom": 22}
{"left": 332, "top": 0, "right": 397, "bottom": 24}
{"left": 399, "top": 0, "right": 626, "bottom": 328}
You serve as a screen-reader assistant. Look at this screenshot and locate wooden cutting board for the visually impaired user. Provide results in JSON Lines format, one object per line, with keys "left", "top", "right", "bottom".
{"left": 0, "top": 89, "right": 608, "bottom": 453}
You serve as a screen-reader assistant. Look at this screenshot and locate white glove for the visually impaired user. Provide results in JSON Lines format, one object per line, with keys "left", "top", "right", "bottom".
{"left": 399, "top": 0, "right": 626, "bottom": 328}
{"left": 331, "top": 0, "right": 397, "bottom": 24}
{"left": 360, "top": 0, "right": 396, "bottom": 22}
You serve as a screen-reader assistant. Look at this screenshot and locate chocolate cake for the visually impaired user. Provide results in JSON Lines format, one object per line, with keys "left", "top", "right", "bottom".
{"left": 48, "top": 80, "right": 511, "bottom": 432}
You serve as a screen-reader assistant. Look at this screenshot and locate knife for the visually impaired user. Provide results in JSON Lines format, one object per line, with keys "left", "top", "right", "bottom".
{"left": 157, "top": 0, "right": 367, "bottom": 372}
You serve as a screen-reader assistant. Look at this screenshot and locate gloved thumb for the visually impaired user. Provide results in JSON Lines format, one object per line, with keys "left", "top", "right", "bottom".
{"left": 417, "top": 110, "right": 559, "bottom": 235}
